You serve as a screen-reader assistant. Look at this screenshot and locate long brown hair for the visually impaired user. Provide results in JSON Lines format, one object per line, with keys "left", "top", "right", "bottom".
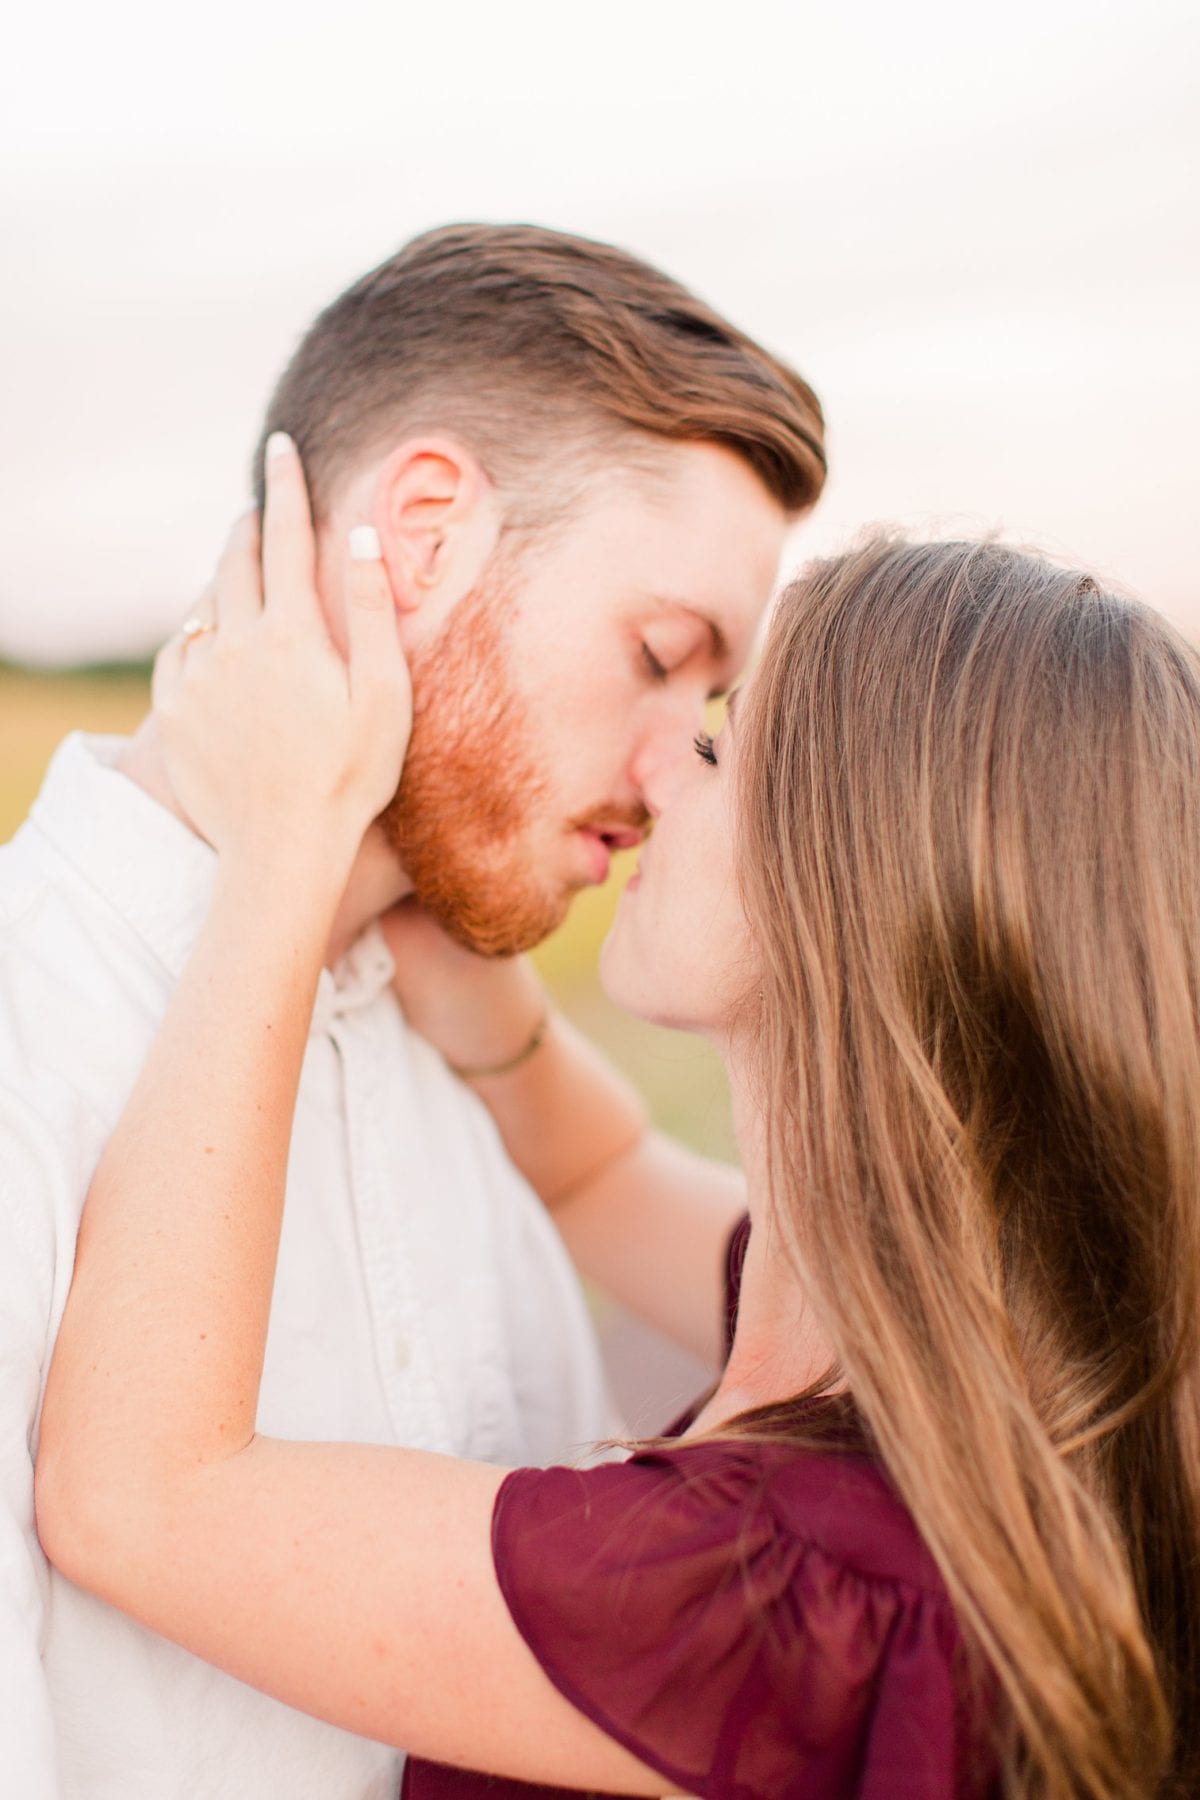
{"left": 736, "top": 536, "right": 1200, "bottom": 1796}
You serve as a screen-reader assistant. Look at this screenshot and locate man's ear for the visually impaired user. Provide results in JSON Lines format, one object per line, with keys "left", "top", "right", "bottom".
{"left": 373, "top": 438, "right": 501, "bottom": 615}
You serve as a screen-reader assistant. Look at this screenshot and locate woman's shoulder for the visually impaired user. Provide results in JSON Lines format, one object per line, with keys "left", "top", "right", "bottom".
{"left": 493, "top": 1434, "right": 990, "bottom": 1798}
{"left": 694, "top": 1433, "right": 954, "bottom": 1598}
{"left": 503, "top": 1431, "right": 953, "bottom": 1608}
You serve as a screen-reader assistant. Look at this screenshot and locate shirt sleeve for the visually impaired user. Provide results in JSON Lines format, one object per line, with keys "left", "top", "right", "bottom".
{"left": 492, "top": 1446, "right": 974, "bottom": 1800}
{"left": 0, "top": 1091, "right": 67, "bottom": 1799}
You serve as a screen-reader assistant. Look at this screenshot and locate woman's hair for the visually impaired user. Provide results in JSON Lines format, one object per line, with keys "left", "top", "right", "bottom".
{"left": 736, "top": 535, "right": 1200, "bottom": 1797}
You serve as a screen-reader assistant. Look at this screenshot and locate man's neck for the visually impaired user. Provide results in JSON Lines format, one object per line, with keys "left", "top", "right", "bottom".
{"left": 115, "top": 716, "right": 412, "bottom": 966}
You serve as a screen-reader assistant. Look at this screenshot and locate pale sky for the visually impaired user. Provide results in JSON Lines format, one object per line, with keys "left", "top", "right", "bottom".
{"left": 1, "top": 0, "right": 1196, "bottom": 663}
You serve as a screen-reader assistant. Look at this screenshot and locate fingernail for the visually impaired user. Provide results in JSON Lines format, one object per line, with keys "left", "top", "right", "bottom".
{"left": 265, "top": 431, "right": 294, "bottom": 461}
{"left": 349, "top": 525, "right": 382, "bottom": 562}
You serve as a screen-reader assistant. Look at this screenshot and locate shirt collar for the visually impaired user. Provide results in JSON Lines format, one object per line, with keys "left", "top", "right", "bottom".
{"left": 31, "top": 733, "right": 396, "bottom": 1025}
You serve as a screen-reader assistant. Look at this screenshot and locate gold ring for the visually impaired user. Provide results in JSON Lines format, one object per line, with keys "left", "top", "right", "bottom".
{"left": 180, "top": 615, "right": 218, "bottom": 643}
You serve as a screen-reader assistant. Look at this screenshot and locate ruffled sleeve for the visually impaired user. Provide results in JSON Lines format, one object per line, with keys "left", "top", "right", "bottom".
{"left": 490, "top": 1442, "right": 994, "bottom": 1799}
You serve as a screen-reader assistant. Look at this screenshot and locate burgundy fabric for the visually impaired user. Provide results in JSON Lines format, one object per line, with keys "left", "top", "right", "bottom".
{"left": 402, "top": 1221, "right": 999, "bottom": 1799}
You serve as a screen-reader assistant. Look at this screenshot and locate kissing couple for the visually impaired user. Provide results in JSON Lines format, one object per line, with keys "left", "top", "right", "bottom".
{"left": 7, "top": 224, "right": 1198, "bottom": 1800}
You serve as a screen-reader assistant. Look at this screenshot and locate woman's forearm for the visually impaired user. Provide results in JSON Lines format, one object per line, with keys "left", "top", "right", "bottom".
{"left": 464, "top": 1014, "right": 742, "bottom": 1367}
{"left": 38, "top": 848, "right": 348, "bottom": 1532}
{"left": 466, "top": 1008, "right": 649, "bottom": 1207}
{"left": 384, "top": 928, "right": 650, "bottom": 1209}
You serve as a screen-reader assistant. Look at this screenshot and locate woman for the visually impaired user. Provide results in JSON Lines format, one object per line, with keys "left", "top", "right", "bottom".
{"left": 36, "top": 443, "right": 1200, "bottom": 1797}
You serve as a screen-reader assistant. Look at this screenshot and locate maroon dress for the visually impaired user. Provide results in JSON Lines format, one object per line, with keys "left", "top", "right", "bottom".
{"left": 403, "top": 1219, "right": 998, "bottom": 1799}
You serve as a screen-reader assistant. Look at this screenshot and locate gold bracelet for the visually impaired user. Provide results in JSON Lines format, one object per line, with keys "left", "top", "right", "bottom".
{"left": 449, "top": 1012, "right": 550, "bottom": 1080}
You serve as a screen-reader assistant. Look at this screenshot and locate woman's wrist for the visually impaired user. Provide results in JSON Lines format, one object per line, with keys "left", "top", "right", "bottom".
{"left": 214, "top": 830, "right": 356, "bottom": 936}
{"left": 414, "top": 957, "right": 549, "bottom": 1078}
{"left": 449, "top": 1008, "right": 550, "bottom": 1081}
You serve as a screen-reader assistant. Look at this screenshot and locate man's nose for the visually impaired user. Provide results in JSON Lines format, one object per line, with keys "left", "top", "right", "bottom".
{"left": 630, "top": 691, "right": 706, "bottom": 814}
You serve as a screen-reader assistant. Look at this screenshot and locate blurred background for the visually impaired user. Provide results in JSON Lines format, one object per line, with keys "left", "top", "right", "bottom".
{"left": 2, "top": 0, "right": 1197, "bottom": 1419}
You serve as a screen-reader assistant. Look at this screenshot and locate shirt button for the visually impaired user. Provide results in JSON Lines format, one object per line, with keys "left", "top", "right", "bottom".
{"left": 392, "top": 1335, "right": 411, "bottom": 1372}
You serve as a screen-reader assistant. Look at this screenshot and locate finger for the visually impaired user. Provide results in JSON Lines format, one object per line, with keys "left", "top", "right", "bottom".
{"left": 345, "top": 526, "right": 409, "bottom": 699}
{"left": 157, "top": 619, "right": 220, "bottom": 692}
{"left": 261, "top": 432, "right": 323, "bottom": 631}
{"left": 152, "top": 634, "right": 185, "bottom": 706}
{"left": 151, "top": 632, "right": 188, "bottom": 715}
{"left": 174, "top": 603, "right": 215, "bottom": 650}
{"left": 212, "top": 511, "right": 263, "bottom": 634}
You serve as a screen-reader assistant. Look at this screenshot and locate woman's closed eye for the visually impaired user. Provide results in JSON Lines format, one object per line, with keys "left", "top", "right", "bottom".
{"left": 693, "top": 732, "right": 717, "bottom": 766}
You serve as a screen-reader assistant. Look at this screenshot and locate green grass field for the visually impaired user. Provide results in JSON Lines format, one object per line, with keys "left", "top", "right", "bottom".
{"left": 0, "top": 665, "right": 734, "bottom": 1158}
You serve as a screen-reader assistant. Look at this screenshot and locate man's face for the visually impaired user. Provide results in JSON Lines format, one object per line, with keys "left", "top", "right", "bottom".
{"left": 377, "top": 442, "right": 788, "bottom": 955}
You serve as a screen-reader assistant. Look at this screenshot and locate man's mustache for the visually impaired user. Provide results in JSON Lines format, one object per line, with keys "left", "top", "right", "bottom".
{"left": 568, "top": 802, "right": 651, "bottom": 846}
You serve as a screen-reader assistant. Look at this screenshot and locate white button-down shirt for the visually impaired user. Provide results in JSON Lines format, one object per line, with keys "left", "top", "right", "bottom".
{"left": 0, "top": 733, "right": 610, "bottom": 1800}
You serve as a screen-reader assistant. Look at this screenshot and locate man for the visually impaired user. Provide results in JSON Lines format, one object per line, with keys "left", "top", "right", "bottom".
{"left": 0, "top": 223, "right": 824, "bottom": 1798}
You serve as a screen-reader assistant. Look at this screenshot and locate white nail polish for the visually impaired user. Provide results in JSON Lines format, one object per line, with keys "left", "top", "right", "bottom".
{"left": 349, "top": 525, "right": 382, "bottom": 562}
{"left": 265, "top": 431, "right": 293, "bottom": 460}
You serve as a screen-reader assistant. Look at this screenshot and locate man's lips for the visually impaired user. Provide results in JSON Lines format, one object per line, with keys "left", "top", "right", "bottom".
{"left": 576, "top": 826, "right": 645, "bottom": 884}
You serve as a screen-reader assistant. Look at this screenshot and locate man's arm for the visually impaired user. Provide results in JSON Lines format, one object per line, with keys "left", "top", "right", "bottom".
{"left": 0, "top": 1095, "right": 66, "bottom": 1799}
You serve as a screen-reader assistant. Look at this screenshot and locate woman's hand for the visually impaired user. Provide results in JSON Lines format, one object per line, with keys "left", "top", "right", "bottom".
{"left": 153, "top": 435, "right": 411, "bottom": 881}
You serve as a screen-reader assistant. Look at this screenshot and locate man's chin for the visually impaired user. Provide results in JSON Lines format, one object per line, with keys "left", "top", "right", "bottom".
{"left": 419, "top": 879, "right": 574, "bottom": 960}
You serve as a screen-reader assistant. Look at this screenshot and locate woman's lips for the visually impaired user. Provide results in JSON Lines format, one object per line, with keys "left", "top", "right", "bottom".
{"left": 577, "top": 830, "right": 612, "bottom": 884}
{"left": 624, "top": 842, "right": 649, "bottom": 893}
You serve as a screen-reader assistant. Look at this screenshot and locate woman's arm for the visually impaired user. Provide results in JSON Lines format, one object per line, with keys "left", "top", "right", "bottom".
{"left": 34, "top": 445, "right": 664, "bottom": 1791}
{"left": 37, "top": 870, "right": 659, "bottom": 1786}
{"left": 384, "top": 907, "right": 746, "bottom": 1368}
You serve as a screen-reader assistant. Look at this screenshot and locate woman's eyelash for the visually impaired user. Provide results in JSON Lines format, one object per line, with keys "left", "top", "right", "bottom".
{"left": 641, "top": 644, "right": 668, "bottom": 682}
{"left": 693, "top": 732, "right": 718, "bottom": 766}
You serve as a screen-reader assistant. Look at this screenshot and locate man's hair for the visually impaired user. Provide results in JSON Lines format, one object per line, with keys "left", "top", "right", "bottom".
{"left": 253, "top": 222, "right": 826, "bottom": 522}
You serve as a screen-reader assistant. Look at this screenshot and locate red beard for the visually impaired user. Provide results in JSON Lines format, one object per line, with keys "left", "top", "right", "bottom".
{"left": 375, "top": 567, "right": 568, "bottom": 957}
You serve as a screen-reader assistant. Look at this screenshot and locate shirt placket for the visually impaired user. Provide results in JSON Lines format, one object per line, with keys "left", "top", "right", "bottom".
{"left": 328, "top": 1001, "right": 454, "bottom": 1455}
